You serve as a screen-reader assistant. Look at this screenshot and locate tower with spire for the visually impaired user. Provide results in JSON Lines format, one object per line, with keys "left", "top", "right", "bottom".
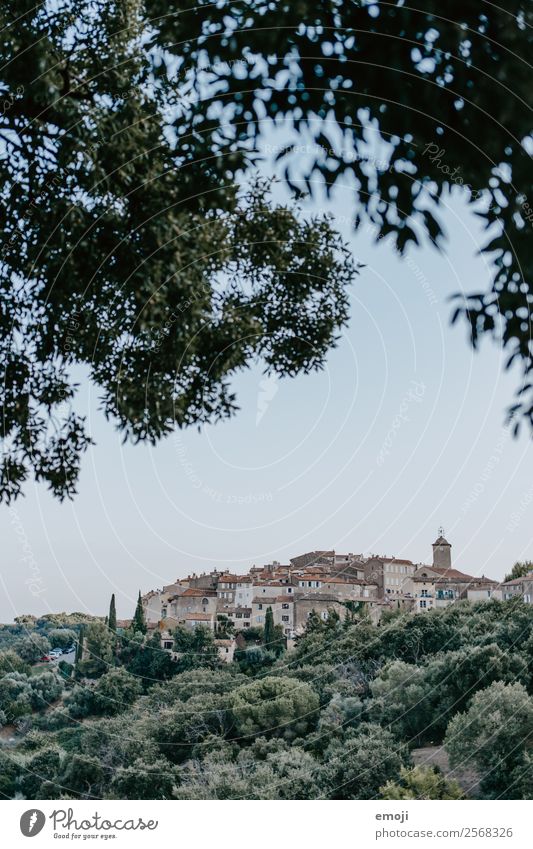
{"left": 432, "top": 527, "right": 451, "bottom": 570}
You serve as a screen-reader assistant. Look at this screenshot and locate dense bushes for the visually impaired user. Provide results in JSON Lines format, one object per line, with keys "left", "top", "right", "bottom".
{"left": 1, "top": 599, "right": 532, "bottom": 800}
{"left": 230, "top": 677, "right": 319, "bottom": 741}
{"left": 445, "top": 682, "right": 533, "bottom": 799}
{"left": 0, "top": 672, "right": 62, "bottom": 725}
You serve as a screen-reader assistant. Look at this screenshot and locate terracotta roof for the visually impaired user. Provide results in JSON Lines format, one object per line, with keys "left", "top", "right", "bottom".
{"left": 297, "top": 595, "right": 344, "bottom": 605}
{"left": 218, "top": 607, "right": 252, "bottom": 615}
{"left": 252, "top": 596, "right": 278, "bottom": 605}
{"left": 214, "top": 639, "right": 234, "bottom": 646}
{"left": 253, "top": 579, "right": 287, "bottom": 586}
{"left": 184, "top": 612, "right": 212, "bottom": 620}
{"left": 276, "top": 595, "right": 294, "bottom": 603}
{"left": 381, "top": 558, "right": 414, "bottom": 565}
{"left": 218, "top": 574, "right": 251, "bottom": 583}
{"left": 182, "top": 588, "right": 216, "bottom": 597}
{"left": 321, "top": 576, "right": 365, "bottom": 585}
{"left": 416, "top": 566, "right": 494, "bottom": 583}
{"left": 431, "top": 567, "right": 481, "bottom": 581}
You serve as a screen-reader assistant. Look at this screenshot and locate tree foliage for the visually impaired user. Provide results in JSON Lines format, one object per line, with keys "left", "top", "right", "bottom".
{"left": 48, "top": 629, "right": 77, "bottom": 650}
{"left": 3, "top": 2, "right": 530, "bottom": 501}
{"left": 150, "top": 0, "right": 533, "bottom": 429}
{"left": 108, "top": 595, "right": 117, "bottom": 634}
{"left": 0, "top": 1, "right": 358, "bottom": 502}
{"left": 13, "top": 634, "right": 51, "bottom": 663}
{"left": 380, "top": 765, "right": 463, "bottom": 800}
{"left": 445, "top": 681, "right": 533, "bottom": 799}
{"left": 172, "top": 625, "right": 219, "bottom": 672}
{"left": 4, "top": 598, "right": 533, "bottom": 800}
{"left": 132, "top": 592, "right": 147, "bottom": 635}
{"left": 230, "top": 676, "right": 319, "bottom": 741}
{"left": 76, "top": 621, "right": 113, "bottom": 678}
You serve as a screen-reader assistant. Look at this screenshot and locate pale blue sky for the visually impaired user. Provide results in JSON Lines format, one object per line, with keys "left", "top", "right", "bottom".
{"left": 1, "top": 145, "right": 532, "bottom": 622}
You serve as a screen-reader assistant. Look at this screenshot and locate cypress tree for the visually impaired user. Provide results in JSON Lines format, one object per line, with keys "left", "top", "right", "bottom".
{"left": 263, "top": 606, "right": 275, "bottom": 648}
{"left": 133, "top": 591, "right": 147, "bottom": 634}
{"left": 75, "top": 625, "right": 85, "bottom": 666}
{"left": 108, "top": 593, "right": 117, "bottom": 633}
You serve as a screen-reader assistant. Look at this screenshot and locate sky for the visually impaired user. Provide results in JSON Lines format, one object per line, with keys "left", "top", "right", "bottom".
{"left": 1, "top": 141, "right": 532, "bottom": 622}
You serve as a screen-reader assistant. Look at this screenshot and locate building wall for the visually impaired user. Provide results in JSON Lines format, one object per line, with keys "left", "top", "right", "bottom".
{"left": 413, "top": 578, "right": 436, "bottom": 612}
{"left": 251, "top": 598, "right": 278, "bottom": 627}
{"left": 215, "top": 641, "right": 236, "bottom": 663}
{"left": 235, "top": 582, "right": 254, "bottom": 607}
{"left": 293, "top": 597, "right": 345, "bottom": 631}
{"left": 432, "top": 541, "right": 451, "bottom": 570}
{"left": 467, "top": 587, "right": 495, "bottom": 602}
{"left": 273, "top": 600, "right": 294, "bottom": 636}
{"left": 363, "top": 558, "right": 385, "bottom": 597}
{"left": 174, "top": 593, "right": 218, "bottom": 621}
{"left": 502, "top": 578, "right": 533, "bottom": 603}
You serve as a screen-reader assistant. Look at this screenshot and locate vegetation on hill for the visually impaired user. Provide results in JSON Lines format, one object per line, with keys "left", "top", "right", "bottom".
{"left": 0, "top": 597, "right": 532, "bottom": 800}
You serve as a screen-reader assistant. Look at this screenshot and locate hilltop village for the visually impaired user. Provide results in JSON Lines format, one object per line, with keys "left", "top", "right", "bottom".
{"left": 141, "top": 532, "right": 525, "bottom": 661}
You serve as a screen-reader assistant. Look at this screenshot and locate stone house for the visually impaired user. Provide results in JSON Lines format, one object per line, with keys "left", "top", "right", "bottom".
{"left": 184, "top": 612, "right": 215, "bottom": 631}
{"left": 214, "top": 638, "right": 236, "bottom": 663}
{"left": 364, "top": 556, "right": 416, "bottom": 598}
{"left": 216, "top": 606, "right": 252, "bottom": 631}
{"left": 234, "top": 576, "right": 254, "bottom": 608}
{"left": 501, "top": 573, "right": 533, "bottom": 603}
{"left": 413, "top": 565, "right": 497, "bottom": 611}
{"left": 293, "top": 594, "right": 346, "bottom": 632}
{"left": 251, "top": 596, "right": 278, "bottom": 627}
{"left": 170, "top": 588, "right": 218, "bottom": 627}
{"left": 466, "top": 583, "right": 499, "bottom": 602}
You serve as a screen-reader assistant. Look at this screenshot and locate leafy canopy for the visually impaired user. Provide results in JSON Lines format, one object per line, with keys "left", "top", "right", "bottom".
{"left": 1, "top": 1, "right": 532, "bottom": 506}
{"left": 153, "top": 0, "right": 533, "bottom": 427}
{"left": 0, "top": 0, "right": 357, "bottom": 502}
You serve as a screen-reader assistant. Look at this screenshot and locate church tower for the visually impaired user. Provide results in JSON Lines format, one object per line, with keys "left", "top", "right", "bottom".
{"left": 432, "top": 528, "right": 451, "bottom": 570}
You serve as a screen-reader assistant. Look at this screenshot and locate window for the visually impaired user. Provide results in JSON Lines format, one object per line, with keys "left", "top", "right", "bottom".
{"left": 258, "top": 603, "right": 263, "bottom": 610}
{"left": 524, "top": 594, "right": 531, "bottom": 603}
{"left": 257, "top": 615, "right": 263, "bottom": 623}
{"left": 421, "top": 589, "right": 429, "bottom": 598}
{"left": 287, "top": 587, "right": 293, "bottom": 593}
{"left": 420, "top": 600, "right": 427, "bottom": 609}
{"left": 282, "top": 603, "right": 290, "bottom": 609}
{"left": 282, "top": 615, "right": 289, "bottom": 622}
{"left": 202, "top": 598, "right": 209, "bottom": 605}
